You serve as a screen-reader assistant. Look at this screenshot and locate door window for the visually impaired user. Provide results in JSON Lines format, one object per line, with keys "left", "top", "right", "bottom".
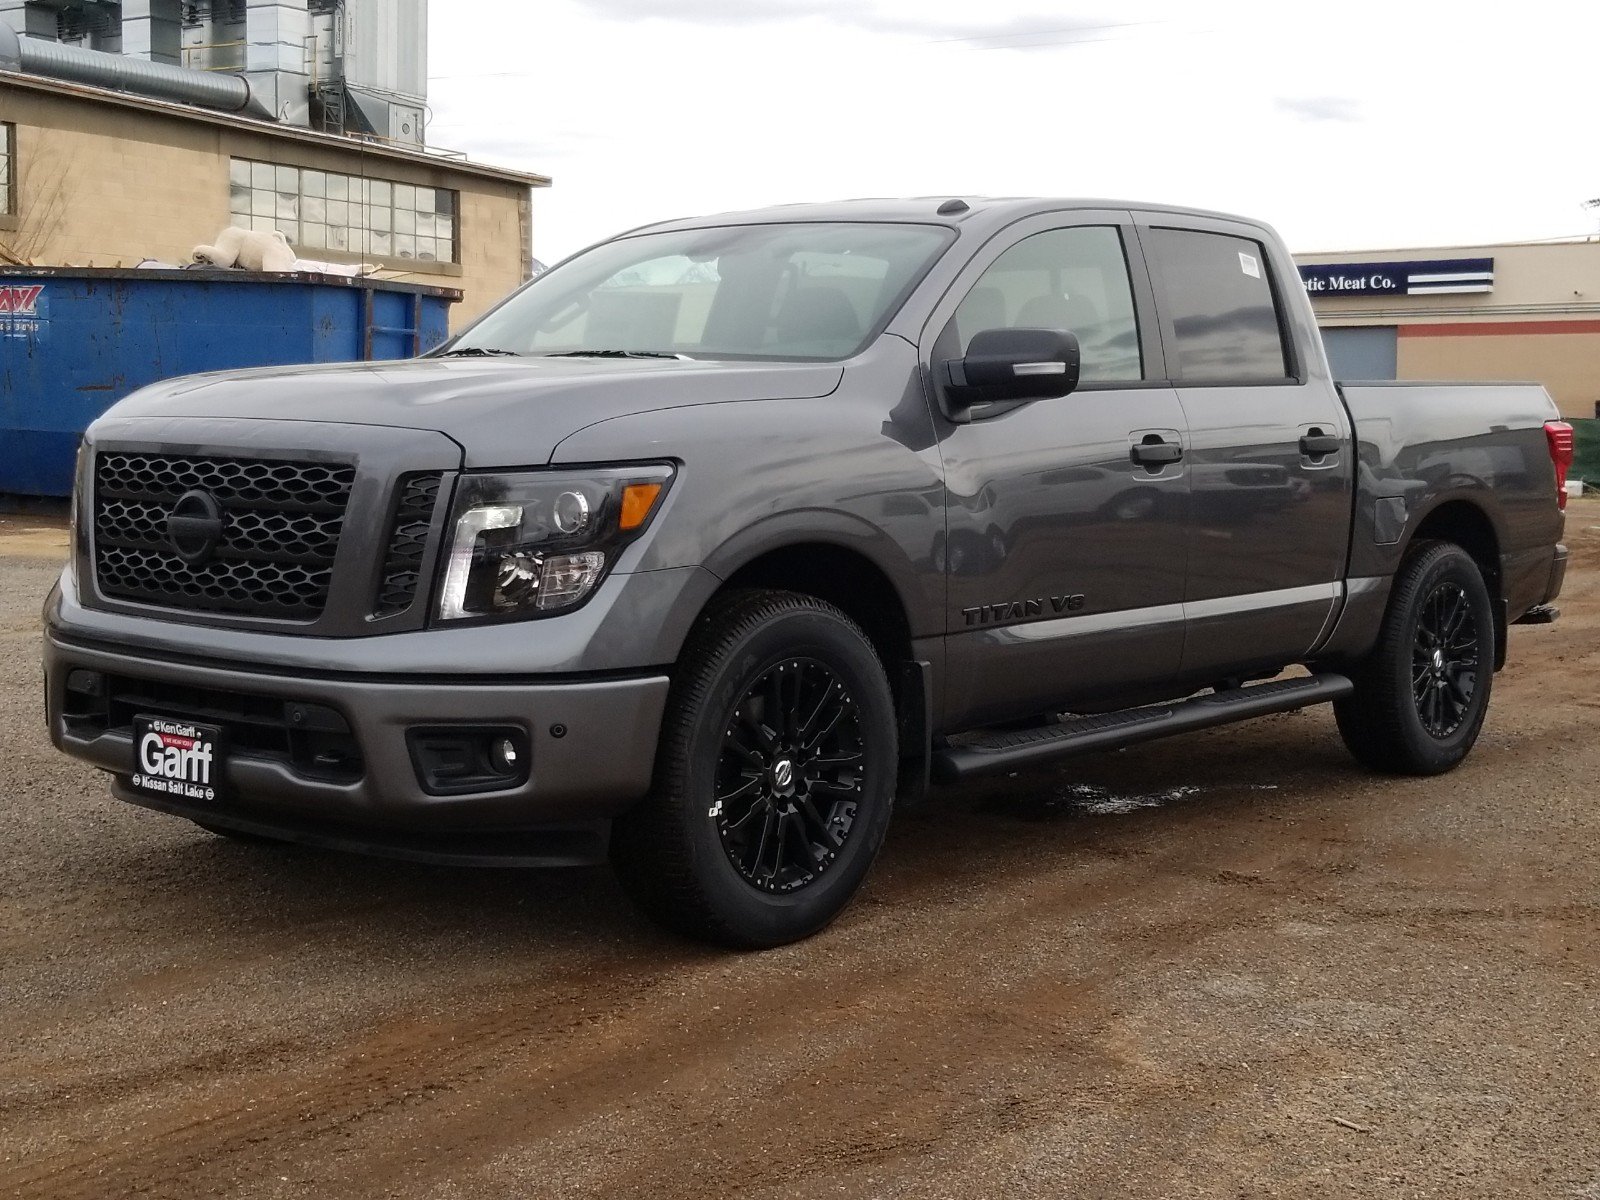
{"left": 953, "top": 226, "right": 1143, "bottom": 382}
{"left": 1146, "top": 227, "right": 1291, "bottom": 382}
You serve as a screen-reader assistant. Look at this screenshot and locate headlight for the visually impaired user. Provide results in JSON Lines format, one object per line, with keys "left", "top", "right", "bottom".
{"left": 437, "top": 464, "right": 674, "bottom": 622}
{"left": 68, "top": 437, "right": 90, "bottom": 594}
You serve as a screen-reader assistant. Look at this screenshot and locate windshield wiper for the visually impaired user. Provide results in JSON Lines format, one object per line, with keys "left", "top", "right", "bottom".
{"left": 437, "top": 346, "right": 522, "bottom": 357}
{"left": 543, "top": 349, "right": 693, "bottom": 360}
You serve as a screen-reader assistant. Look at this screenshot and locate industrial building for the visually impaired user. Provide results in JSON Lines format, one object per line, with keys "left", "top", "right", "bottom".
{"left": 0, "top": 0, "right": 548, "bottom": 324}
{"left": 1296, "top": 240, "right": 1600, "bottom": 421}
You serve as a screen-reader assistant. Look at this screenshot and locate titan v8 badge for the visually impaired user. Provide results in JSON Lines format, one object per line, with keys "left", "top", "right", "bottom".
{"left": 962, "top": 594, "right": 1086, "bottom": 627}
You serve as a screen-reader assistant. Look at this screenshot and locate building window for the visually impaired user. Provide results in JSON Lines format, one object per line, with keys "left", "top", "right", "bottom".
{"left": 228, "top": 159, "right": 458, "bottom": 264}
{"left": 1, "top": 124, "right": 15, "bottom": 217}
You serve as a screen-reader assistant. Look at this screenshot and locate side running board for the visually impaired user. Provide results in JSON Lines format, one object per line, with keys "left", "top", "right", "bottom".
{"left": 931, "top": 673, "right": 1354, "bottom": 783}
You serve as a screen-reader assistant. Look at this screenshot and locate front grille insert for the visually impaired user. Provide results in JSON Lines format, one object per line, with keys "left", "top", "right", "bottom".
{"left": 373, "top": 473, "right": 442, "bottom": 618}
{"left": 94, "top": 453, "right": 356, "bottom": 620}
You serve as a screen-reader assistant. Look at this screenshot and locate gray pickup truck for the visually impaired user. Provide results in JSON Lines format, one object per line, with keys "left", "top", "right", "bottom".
{"left": 44, "top": 198, "right": 1573, "bottom": 947}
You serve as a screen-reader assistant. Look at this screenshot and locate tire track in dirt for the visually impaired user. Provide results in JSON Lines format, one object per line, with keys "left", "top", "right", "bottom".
{"left": 3, "top": 959, "right": 676, "bottom": 1199}
{"left": 6, "top": 839, "right": 1220, "bottom": 1197}
{"left": 198, "top": 862, "right": 1309, "bottom": 1195}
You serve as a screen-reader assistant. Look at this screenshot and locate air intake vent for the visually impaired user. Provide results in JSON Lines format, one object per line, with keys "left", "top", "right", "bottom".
{"left": 93, "top": 452, "right": 356, "bottom": 620}
{"left": 373, "top": 472, "right": 442, "bottom": 617}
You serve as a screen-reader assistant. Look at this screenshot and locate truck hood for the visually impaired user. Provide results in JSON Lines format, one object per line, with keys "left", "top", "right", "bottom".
{"left": 105, "top": 356, "right": 845, "bottom": 466}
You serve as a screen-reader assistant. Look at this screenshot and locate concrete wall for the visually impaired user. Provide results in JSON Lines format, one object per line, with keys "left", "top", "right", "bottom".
{"left": 0, "top": 77, "right": 538, "bottom": 327}
{"left": 1298, "top": 240, "right": 1600, "bottom": 420}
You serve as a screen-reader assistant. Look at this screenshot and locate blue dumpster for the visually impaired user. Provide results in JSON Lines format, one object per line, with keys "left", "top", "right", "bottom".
{"left": 0, "top": 267, "right": 460, "bottom": 498}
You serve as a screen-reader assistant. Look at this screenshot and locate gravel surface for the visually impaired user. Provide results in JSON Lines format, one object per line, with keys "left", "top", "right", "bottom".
{"left": 2, "top": 509, "right": 1597, "bottom": 1199}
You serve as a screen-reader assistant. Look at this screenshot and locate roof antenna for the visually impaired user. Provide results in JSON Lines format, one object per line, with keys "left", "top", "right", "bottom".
{"left": 936, "top": 198, "right": 970, "bottom": 215}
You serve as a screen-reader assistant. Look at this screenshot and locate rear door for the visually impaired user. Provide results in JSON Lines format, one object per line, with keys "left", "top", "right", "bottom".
{"left": 928, "top": 212, "right": 1191, "bottom": 729}
{"left": 1135, "top": 216, "right": 1355, "bottom": 677}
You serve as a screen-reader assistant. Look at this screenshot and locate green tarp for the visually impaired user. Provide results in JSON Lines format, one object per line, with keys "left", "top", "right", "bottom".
{"left": 1573, "top": 418, "right": 1600, "bottom": 489}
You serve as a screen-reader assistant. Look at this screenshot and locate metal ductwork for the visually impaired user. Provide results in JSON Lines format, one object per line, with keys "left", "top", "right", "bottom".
{"left": 0, "top": 20, "right": 271, "bottom": 117}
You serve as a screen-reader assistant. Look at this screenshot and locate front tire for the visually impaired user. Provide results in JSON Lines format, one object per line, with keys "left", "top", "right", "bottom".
{"left": 1334, "top": 541, "right": 1495, "bottom": 775}
{"left": 611, "top": 590, "right": 897, "bottom": 948}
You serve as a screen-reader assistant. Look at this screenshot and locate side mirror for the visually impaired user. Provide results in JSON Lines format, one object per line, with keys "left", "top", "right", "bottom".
{"left": 939, "top": 328, "right": 1081, "bottom": 419}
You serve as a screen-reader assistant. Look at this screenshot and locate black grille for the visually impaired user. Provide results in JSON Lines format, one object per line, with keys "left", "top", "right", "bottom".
{"left": 94, "top": 453, "right": 356, "bottom": 620}
{"left": 373, "top": 473, "right": 441, "bottom": 617}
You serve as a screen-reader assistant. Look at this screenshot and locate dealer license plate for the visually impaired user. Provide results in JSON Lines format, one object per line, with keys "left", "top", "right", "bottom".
{"left": 130, "top": 715, "right": 227, "bottom": 803}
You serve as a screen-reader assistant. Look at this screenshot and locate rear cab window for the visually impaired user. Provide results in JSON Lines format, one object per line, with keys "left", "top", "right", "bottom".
{"left": 1144, "top": 227, "right": 1292, "bottom": 383}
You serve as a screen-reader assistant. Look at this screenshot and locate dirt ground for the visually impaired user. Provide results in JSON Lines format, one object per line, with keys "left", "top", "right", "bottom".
{"left": 1, "top": 508, "right": 1597, "bottom": 1199}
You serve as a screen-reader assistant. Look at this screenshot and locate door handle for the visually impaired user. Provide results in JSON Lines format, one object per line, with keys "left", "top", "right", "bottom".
{"left": 1299, "top": 432, "right": 1341, "bottom": 457}
{"left": 1131, "top": 440, "right": 1183, "bottom": 466}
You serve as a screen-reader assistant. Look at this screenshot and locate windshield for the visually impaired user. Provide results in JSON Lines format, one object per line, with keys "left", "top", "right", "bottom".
{"left": 451, "top": 222, "right": 954, "bottom": 362}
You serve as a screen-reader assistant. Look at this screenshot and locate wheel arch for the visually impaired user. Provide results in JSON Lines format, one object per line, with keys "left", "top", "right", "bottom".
{"left": 1405, "top": 498, "right": 1502, "bottom": 592}
{"left": 693, "top": 522, "right": 934, "bottom": 803}
{"left": 1402, "top": 497, "right": 1507, "bottom": 669}
{"left": 1320, "top": 494, "right": 1506, "bottom": 669}
{"left": 696, "top": 510, "right": 928, "bottom": 661}
{"left": 717, "top": 541, "right": 915, "bottom": 669}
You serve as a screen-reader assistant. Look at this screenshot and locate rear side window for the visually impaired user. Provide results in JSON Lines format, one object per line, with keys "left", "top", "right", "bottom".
{"left": 953, "top": 225, "right": 1143, "bottom": 382}
{"left": 1146, "top": 227, "right": 1290, "bottom": 383}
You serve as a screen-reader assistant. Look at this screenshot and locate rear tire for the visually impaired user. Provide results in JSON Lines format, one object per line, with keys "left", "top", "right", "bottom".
{"left": 1334, "top": 541, "right": 1494, "bottom": 775}
{"left": 611, "top": 590, "right": 897, "bottom": 948}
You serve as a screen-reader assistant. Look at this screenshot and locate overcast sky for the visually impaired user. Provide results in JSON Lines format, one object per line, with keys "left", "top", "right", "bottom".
{"left": 426, "top": 0, "right": 1600, "bottom": 264}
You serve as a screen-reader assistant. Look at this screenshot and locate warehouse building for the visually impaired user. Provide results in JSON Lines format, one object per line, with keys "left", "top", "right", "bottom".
{"left": 0, "top": 0, "right": 548, "bottom": 325}
{"left": 1296, "top": 240, "right": 1600, "bottom": 421}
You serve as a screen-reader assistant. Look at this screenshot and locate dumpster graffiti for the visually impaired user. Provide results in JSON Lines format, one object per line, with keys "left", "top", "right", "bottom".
{"left": 0, "top": 284, "right": 46, "bottom": 337}
{"left": 0, "top": 286, "right": 43, "bottom": 311}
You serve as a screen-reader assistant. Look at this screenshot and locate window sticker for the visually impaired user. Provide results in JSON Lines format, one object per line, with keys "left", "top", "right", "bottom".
{"left": 1239, "top": 251, "right": 1261, "bottom": 279}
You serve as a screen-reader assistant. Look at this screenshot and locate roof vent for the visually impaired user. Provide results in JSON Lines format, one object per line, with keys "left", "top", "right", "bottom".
{"left": 936, "top": 198, "right": 971, "bottom": 215}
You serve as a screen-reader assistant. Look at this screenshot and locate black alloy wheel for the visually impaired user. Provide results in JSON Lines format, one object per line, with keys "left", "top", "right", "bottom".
{"left": 1411, "top": 581, "right": 1480, "bottom": 737}
{"left": 1335, "top": 540, "right": 1495, "bottom": 775}
{"left": 611, "top": 589, "right": 898, "bottom": 948}
{"left": 712, "top": 658, "right": 865, "bottom": 894}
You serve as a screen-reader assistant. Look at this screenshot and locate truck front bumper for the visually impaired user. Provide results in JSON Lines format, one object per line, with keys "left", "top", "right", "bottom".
{"left": 44, "top": 630, "right": 670, "bottom": 867}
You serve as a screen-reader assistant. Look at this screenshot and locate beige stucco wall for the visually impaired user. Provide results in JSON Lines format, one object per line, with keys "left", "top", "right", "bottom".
{"left": 1397, "top": 331, "right": 1600, "bottom": 421}
{"left": 0, "top": 78, "right": 538, "bottom": 327}
{"left": 1296, "top": 239, "right": 1600, "bottom": 420}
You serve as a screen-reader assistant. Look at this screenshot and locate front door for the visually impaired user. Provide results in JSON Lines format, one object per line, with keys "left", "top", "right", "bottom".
{"left": 929, "top": 215, "right": 1191, "bottom": 729}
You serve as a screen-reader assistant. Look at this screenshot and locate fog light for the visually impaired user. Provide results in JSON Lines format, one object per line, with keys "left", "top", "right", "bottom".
{"left": 407, "top": 726, "right": 530, "bottom": 795}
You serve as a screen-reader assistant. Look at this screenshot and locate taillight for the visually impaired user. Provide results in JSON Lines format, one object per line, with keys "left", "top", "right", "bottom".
{"left": 1545, "top": 421, "right": 1574, "bottom": 509}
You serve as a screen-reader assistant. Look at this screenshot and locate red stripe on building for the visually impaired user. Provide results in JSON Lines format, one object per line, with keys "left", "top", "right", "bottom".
{"left": 1398, "top": 319, "right": 1600, "bottom": 338}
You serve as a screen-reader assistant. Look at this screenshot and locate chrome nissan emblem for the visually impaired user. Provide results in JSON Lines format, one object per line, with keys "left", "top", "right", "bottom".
{"left": 773, "top": 759, "right": 795, "bottom": 789}
{"left": 167, "top": 490, "right": 225, "bottom": 565}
